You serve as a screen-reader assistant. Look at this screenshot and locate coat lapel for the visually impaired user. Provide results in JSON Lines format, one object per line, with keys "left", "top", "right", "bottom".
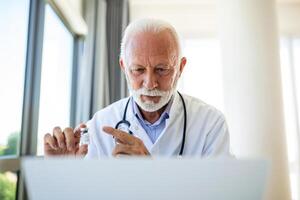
{"left": 150, "top": 92, "right": 185, "bottom": 156}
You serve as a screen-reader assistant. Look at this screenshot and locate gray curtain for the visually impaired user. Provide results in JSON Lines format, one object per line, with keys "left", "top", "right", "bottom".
{"left": 106, "top": 0, "right": 129, "bottom": 103}
{"left": 74, "top": 0, "right": 129, "bottom": 124}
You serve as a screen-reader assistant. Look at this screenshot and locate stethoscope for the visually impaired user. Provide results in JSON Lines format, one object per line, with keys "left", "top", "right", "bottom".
{"left": 115, "top": 91, "right": 187, "bottom": 156}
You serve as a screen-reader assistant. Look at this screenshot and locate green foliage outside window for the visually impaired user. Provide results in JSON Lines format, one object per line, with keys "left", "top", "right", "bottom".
{"left": 0, "top": 173, "right": 16, "bottom": 200}
{"left": 0, "top": 146, "right": 5, "bottom": 155}
{"left": 0, "top": 132, "right": 19, "bottom": 156}
{"left": 0, "top": 132, "right": 20, "bottom": 200}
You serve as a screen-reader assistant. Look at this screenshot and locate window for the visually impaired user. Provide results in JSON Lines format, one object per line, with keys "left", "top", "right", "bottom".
{"left": 37, "top": 5, "right": 74, "bottom": 155}
{"left": 1, "top": 0, "right": 82, "bottom": 199}
{"left": 0, "top": 0, "right": 30, "bottom": 199}
{"left": 280, "top": 37, "right": 300, "bottom": 200}
{"left": 0, "top": 0, "right": 29, "bottom": 156}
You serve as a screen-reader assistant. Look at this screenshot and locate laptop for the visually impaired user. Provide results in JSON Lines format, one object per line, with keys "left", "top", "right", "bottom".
{"left": 22, "top": 157, "right": 269, "bottom": 200}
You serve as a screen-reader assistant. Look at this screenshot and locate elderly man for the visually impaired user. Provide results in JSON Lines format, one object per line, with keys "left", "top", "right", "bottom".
{"left": 44, "top": 18, "right": 231, "bottom": 157}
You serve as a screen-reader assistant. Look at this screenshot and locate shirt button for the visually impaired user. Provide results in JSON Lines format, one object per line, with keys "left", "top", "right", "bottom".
{"left": 134, "top": 126, "right": 139, "bottom": 131}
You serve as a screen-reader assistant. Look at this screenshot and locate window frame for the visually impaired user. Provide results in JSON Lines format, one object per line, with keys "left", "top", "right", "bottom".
{"left": 280, "top": 35, "right": 300, "bottom": 200}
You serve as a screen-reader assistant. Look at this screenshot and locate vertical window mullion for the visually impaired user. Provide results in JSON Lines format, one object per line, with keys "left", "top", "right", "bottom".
{"left": 18, "top": 0, "right": 45, "bottom": 199}
{"left": 20, "top": 0, "right": 45, "bottom": 157}
{"left": 70, "top": 37, "right": 83, "bottom": 127}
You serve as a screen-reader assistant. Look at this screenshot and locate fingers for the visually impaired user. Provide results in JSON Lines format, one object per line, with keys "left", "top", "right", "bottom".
{"left": 44, "top": 124, "right": 88, "bottom": 156}
{"left": 76, "top": 144, "right": 88, "bottom": 156}
{"left": 102, "top": 126, "right": 133, "bottom": 145}
{"left": 112, "top": 143, "right": 149, "bottom": 156}
{"left": 63, "top": 127, "right": 75, "bottom": 151}
{"left": 47, "top": 126, "right": 76, "bottom": 151}
{"left": 44, "top": 133, "right": 58, "bottom": 150}
{"left": 53, "top": 127, "right": 66, "bottom": 149}
{"left": 112, "top": 144, "right": 132, "bottom": 157}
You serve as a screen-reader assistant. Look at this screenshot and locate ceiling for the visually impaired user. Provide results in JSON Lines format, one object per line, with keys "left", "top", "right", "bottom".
{"left": 130, "top": 0, "right": 300, "bottom": 5}
{"left": 129, "top": 0, "right": 300, "bottom": 37}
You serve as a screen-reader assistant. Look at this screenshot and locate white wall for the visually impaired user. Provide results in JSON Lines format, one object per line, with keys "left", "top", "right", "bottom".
{"left": 278, "top": 3, "right": 300, "bottom": 36}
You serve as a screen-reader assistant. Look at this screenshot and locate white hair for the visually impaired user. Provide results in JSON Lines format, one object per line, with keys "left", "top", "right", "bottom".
{"left": 120, "top": 18, "right": 182, "bottom": 65}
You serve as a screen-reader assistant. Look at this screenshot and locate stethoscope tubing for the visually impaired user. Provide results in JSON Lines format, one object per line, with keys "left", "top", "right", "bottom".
{"left": 115, "top": 91, "right": 187, "bottom": 156}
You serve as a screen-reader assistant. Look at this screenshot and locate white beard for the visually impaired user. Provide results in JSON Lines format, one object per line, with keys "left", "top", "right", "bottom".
{"left": 127, "top": 77, "right": 178, "bottom": 112}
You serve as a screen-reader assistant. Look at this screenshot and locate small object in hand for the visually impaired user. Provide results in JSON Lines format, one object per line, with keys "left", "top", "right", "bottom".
{"left": 80, "top": 127, "right": 89, "bottom": 145}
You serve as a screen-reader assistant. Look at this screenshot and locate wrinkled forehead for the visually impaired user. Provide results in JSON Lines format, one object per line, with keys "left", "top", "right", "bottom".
{"left": 125, "top": 31, "right": 178, "bottom": 64}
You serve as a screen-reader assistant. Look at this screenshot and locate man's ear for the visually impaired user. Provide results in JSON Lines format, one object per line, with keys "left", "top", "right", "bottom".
{"left": 178, "top": 57, "right": 187, "bottom": 77}
{"left": 119, "top": 59, "right": 126, "bottom": 72}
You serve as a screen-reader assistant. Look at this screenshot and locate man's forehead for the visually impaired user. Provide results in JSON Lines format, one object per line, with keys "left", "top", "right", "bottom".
{"left": 129, "top": 54, "right": 173, "bottom": 65}
{"left": 130, "top": 49, "right": 174, "bottom": 58}
{"left": 126, "top": 31, "right": 177, "bottom": 57}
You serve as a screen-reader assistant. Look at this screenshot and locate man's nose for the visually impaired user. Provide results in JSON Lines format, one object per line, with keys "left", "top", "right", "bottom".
{"left": 143, "top": 72, "right": 158, "bottom": 90}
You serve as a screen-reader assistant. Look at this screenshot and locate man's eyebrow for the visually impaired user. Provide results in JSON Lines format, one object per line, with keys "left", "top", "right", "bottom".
{"left": 129, "top": 64, "right": 144, "bottom": 68}
{"left": 155, "top": 63, "right": 170, "bottom": 67}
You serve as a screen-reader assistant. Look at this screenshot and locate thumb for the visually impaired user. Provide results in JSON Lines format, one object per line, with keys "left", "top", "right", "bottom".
{"left": 76, "top": 144, "right": 88, "bottom": 157}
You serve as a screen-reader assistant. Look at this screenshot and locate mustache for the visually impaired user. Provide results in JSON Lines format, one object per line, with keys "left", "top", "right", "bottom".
{"left": 134, "top": 88, "right": 169, "bottom": 97}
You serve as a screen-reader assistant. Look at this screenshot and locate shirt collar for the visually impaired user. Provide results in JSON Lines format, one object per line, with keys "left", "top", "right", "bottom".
{"left": 132, "top": 95, "right": 174, "bottom": 125}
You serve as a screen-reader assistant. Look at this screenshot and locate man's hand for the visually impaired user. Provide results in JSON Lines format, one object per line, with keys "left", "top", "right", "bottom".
{"left": 102, "top": 126, "right": 150, "bottom": 157}
{"left": 44, "top": 124, "right": 88, "bottom": 157}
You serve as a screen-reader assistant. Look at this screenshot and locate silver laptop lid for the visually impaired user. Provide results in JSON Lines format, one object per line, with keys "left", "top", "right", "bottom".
{"left": 22, "top": 158, "right": 269, "bottom": 200}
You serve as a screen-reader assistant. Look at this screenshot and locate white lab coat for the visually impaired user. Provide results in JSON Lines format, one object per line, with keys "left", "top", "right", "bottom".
{"left": 85, "top": 92, "right": 231, "bottom": 158}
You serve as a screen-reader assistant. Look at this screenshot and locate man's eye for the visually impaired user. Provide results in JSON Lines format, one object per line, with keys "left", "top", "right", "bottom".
{"left": 131, "top": 68, "right": 145, "bottom": 74}
{"left": 157, "top": 68, "right": 166, "bottom": 72}
{"left": 134, "top": 68, "right": 144, "bottom": 72}
{"left": 156, "top": 68, "right": 169, "bottom": 75}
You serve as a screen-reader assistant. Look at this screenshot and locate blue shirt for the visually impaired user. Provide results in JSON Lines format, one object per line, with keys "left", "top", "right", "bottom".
{"left": 132, "top": 97, "right": 173, "bottom": 144}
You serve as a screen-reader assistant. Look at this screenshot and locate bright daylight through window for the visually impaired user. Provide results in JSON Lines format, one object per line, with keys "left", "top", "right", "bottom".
{"left": 0, "top": 0, "right": 30, "bottom": 199}
{"left": 37, "top": 5, "right": 74, "bottom": 155}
